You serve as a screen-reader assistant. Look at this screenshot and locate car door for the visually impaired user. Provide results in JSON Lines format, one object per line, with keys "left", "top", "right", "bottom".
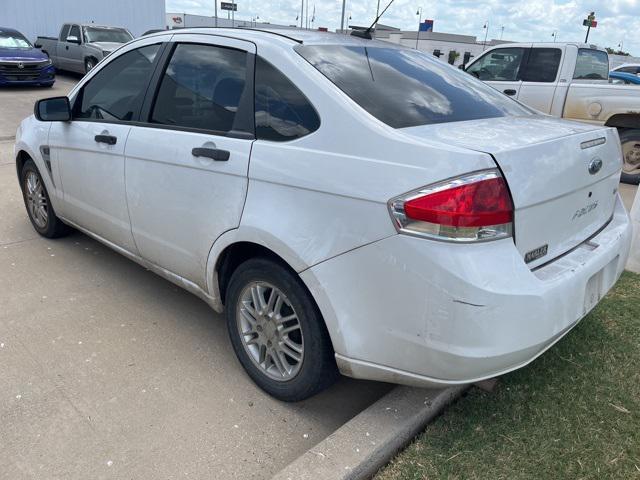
{"left": 49, "top": 40, "right": 165, "bottom": 252}
{"left": 466, "top": 46, "right": 529, "bottom": 98}
{"left": 61, "top": 24, "right": 83, "bottom": 73}
{"left": 124, "top": 35, "right": 255, "bottom": 288}
{"left": 517, "top": 46, "right": 563, "bottom": 114}
{"left": 54, "top": 24, "right": 71, "bottom": 70}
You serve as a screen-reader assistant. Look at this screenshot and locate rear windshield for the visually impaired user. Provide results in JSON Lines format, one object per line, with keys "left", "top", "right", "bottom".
{"left": 296, "top": 45, "right": 532, "bottom": 129}
{"left": 573, "top": 49, "right": 609, "bottom": 80}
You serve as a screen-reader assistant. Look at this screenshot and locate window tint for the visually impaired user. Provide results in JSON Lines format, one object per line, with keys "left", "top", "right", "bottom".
{"left": 573, "top": 49, "right": 609, "bottom": 80}
{"left": 74, "top": 44, "right": 160, "bottom": 121}
{"left": 68, "top": 25, "right": 80, "bottom": 41}
{"left": 521, "top": 48, "right": 561, "bottom": 82}
{"left": 59, "top": 25, "right": 70, "bottom": 42}
{"left": 296, "top": 45, "right": 532, "bottom": 129}
{"left": 255, "top": 57, "right": 319, "bottom": 141}
{"left": 466, "top": 48, "right": 526, "bottom": 81}
{"left": 150, "top": 43, "right": 248, "bottom": 133}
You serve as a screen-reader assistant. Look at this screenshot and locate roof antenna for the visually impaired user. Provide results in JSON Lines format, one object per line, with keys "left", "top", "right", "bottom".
{"left": 350, "top": 0, "right": 395, "bottom": 39}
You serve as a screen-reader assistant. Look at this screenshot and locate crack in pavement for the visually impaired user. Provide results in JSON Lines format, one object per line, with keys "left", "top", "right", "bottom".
{"left": 0, "top": 236, "right": 40, "bottom": 247}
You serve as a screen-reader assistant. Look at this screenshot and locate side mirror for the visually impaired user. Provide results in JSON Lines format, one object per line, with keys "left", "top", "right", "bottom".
{"left": 34, "top": 97, "right": 71, "bottom": 122}
{"left": 458, "top": 64, "right": 466, "bottom": 71}
{"left": 66, "top": 35, "right": 80, "bottom": 44}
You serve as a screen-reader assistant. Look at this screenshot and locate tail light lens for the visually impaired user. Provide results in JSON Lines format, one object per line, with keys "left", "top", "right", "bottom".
{"left": 388, "top": 170, "right": 514, "bottom": 242}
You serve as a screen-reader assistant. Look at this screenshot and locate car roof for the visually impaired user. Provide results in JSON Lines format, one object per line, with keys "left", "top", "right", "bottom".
{"left": 162, "top": 27, "right": 406, "bottom": 49}
{"left": 487, "top": 42, "right": 605, "bottom": 51}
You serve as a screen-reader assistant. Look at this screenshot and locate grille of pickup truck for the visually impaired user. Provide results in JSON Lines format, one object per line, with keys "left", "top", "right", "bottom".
{"left": 0, "top": 60, "right": 50, "bottom": 81}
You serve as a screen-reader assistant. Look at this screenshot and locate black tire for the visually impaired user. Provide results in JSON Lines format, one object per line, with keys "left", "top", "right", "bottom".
{"left": 225, "top": 257, "right": 338, "bottom": 401}
{"left": 84, "top": 58, "right": 96, "bottom": 75}
{"left": 619, "top": 129, "right": 640, "bottom": 185}
{"left": 20, "top": 159, "right": 70, "bottom": 238}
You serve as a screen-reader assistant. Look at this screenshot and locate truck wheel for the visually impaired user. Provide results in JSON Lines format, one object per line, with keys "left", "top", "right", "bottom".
{"left": 620, "top": 129, "right": 640, "bottom": 185}
{"left": 84, "top": 58, "right": 96, "bottom": 74}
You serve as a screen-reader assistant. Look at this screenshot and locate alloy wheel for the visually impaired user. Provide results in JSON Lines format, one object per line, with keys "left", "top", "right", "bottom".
{"left": 24, "top": 171, "right": 48, "bottom": 229}
{"left": 622, "top": 140, "right": 640, "bottom": 175}
{"left": 236, "top": 281, "right": 304, "bottom": 381}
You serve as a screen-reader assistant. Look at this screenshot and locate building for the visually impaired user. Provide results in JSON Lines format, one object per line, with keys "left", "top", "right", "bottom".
{"left": 2, "top": 0, "right": 166, "bottom": 42}
{"left": 166, "top": 13, "right": 295, "bottom": 31}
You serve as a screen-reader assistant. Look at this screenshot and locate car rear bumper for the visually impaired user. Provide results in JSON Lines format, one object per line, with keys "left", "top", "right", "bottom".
{"left": 301, "top": 194, "right": 632, "bottom": 388}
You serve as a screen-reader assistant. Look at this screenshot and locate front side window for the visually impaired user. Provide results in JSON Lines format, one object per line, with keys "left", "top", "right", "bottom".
{"left": 150, "top": 43, "right": 248, "bottom": 133}
{"left": 74, "top": 44, "right": 160, "bottom": 121}
{"left": 573, "top": 49, "right": 609, "bottom": 80}
{"left": 0, "top": 32, "right": 31, "bottom": 49}
{"left": 68, "top": 25, "right": 80, "bottom": 41}
{"left": 255, "top": 57, "right": 319, "bottom": 141}
{"left": 466, "top": 48, "right": 526, "bottom": 81}
{"left": 83, "top": 27, "right": 133, "bottom": 44}
{"left": 521, "top": 48, "right": 562, "bottom": 82}
{"left": 58, "top": 25, "right": 70, "bottom": 42}
{"left": 297, "top": 45, "right": 531, "bottom": 129}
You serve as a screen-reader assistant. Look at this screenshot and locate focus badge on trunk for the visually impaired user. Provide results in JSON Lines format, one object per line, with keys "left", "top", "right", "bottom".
{"left": 525, "top": 244, "right": 549, "bottom": 264}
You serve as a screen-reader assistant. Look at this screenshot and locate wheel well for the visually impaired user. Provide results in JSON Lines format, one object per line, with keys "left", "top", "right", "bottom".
{"left": 85, "top": 56, "right": 98, "bottom": 65}
{"left": 605, "top": 114, "right": 640, "bottom": 130}
{"left": 15, "top": 150, "right": 32, "bottom": 180}
{"left": 216, "top": 242, "right": 297, "bottom": 306}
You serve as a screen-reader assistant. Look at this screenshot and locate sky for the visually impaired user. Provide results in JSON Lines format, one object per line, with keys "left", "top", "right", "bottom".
{"left": 166, "top": 0, "right": 640, "bottom": 55}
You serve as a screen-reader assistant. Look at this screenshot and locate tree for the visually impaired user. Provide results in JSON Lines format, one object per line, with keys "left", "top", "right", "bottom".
{"left": 605, "top": 47, "right": 631, "bottom": 56}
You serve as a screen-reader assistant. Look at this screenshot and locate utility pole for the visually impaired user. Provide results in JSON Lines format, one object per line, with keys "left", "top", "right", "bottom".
{"left": 305, "top": 0, "right": 309, "bottom": 29}
{"left": 552, "top": 31, "right": 557, "bottom": 42}
{"left": 340, "top": 0, "right": 346, "bottom": 33}
{"left": 500, "top": 25, "right": 504, "bottom": 40}
{"left": 300, "top": 0, "right": 304, "bottom": 28}
{"left": 231, "top": 0, "right": 235, "bottom": 27}
{"left": 214, "top": 0, "right": 218, "bottom": 27}
{"left": 415, "top": 7, "right": 422, "bottom": 49}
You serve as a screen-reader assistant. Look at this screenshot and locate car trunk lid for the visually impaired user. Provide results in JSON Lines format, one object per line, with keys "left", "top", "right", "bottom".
{"left": 402, "top": 116, "right": 622, "bottom": 268}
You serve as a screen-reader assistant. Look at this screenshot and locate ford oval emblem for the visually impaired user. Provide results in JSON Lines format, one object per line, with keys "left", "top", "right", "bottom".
{"left": 18, "top": 62, "right": 24, "bottom": 69}
{"left": 588, "top": 157, "right": 603, "bottom": 175}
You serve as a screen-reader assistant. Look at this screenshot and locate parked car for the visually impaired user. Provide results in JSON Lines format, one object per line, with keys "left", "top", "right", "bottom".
{"left": 142, "top": 29, "right": 166, "bottom": 36}
{"left": 609, "top": 70, "right": 640, "bottom": 85}
{"left": 15, "top": 30, "right": 632, "bottom": 401}
{"left": 0, "top": 27, "right": 55, "bottom": 87}
{"left": 611, "top": 63, "right": 640, "bottom": 75}
{"left": 35, "top": 23, "right": 133, "bottom": 74}
{"left": 464, "top": 43, "right": 640, "bottom": 184}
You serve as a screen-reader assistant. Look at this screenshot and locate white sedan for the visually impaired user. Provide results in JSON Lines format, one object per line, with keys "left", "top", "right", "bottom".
{"left": 15, "top": 28, "right": 632, "bottom": 401}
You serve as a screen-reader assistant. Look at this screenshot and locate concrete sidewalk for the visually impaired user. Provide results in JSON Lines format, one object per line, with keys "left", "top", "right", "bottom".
{"left": 0, "top": 145, "right": 390, "bottom": 479}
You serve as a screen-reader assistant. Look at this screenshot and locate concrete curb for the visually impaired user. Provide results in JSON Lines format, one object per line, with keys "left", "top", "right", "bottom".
{"left": 272, "top": 384, "right": 467, "bottom": 480}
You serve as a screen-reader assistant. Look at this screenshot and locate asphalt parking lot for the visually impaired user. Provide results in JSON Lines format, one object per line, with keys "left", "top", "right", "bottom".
{"left": 1, "top": 73, "right": 638, "bottom": 480}
{"left": 0, "top": 74, "right": 391, "bottom": 479}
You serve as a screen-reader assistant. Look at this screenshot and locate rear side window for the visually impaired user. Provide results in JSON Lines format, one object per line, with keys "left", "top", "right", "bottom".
{"left": 466, "top": 48, "right": 526, "bottom": 81}
{"left": 150, "top": 43, "right": 248, "bottom": 134}
{"left": 74, "top": 44, "right": 160, "bottom": 121}
{"left": 573, "top": 49, "right": 609, "bottom": 80}
{"left": 59, "top": 25, "right": 70, "bottom": 42}
{"left": 255, "top": 57, "right": 319, "bottom": 141}
{"left": 296, "top": 45, "right": 532, "bottom": 129}
{"left": 521, "top": 48, "right": 562, "bottom": 82}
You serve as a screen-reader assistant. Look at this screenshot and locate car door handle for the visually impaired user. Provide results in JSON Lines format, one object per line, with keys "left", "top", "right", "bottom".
{"left": 65, "top": 45, "right": 69, "bottom": 50}
{"left": 95, "top": 134, "right": 117, "bottom": 145}
{"left": 191, "top": 147, "right": 230, "bottom": 161}
{"left": 503, "top": 89, "right": 517, "bottom": 96}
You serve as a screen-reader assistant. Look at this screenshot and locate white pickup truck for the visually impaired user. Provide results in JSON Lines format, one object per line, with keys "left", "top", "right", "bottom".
{"left": 465, "top": 43, "right": 640, "bottom": 184}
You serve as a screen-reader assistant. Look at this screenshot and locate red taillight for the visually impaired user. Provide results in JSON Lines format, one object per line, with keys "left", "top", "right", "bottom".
{"left": 389, "top": 170, "right": 514, "bottom": 242}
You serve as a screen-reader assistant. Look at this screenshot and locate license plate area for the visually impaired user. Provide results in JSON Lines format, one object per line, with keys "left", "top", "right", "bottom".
{"left": 583, "top": 256, "right": 619, "bottom": 315}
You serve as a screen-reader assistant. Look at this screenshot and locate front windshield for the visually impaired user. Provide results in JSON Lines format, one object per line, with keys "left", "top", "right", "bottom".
{"left": 83, "top": 27, "right": 132, "bottom": 44}
{"left": 0, "top": 32, "right": 32, "bottom": 49}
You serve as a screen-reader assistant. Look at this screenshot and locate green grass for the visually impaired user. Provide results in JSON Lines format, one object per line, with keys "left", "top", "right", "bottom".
{"left": 376, "top": 271, "right": 640, "bottom": 480}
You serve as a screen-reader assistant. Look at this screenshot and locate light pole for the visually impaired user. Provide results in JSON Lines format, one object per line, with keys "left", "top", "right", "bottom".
{"left": 482, "top": 21, "right": 489, "bottom": 50}
{"left": 500, "top": 25, "right": 504, "bottom": 40}
{"left": 415, "top": 7, "right": 422, "bottom": 49}
{"left": 340, "top": 0, "right": 346, "bottom": 33}
{"left": 214, "top": 0, "right": 218, "bottom": 27}
{"left": 300, "top": 0, "right": 304, "bottom": 28}
{"left": 231, "top": 0, "right": 235, "bottom": 27}
{"left": 552, "top": 31, "right": 557, "bottom": 42}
